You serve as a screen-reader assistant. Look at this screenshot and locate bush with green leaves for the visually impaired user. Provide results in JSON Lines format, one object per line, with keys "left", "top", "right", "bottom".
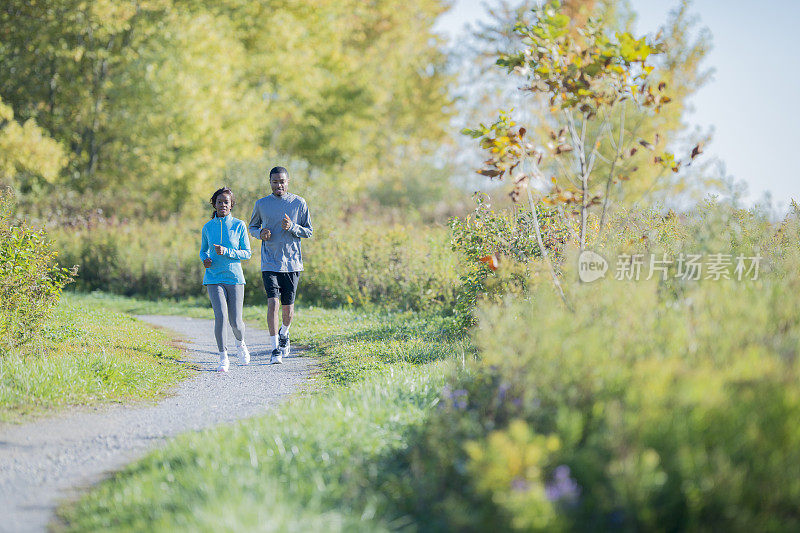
{"left": 449, "top": 193, "right": 570, "bottom": 328}
{"left": 0, "top": 191, "right": 74, "bottom": 350}
{"left": 397, "top": 202, "right": 800, "bottom": 531}
{"left": 304, "top": 221, "right": 459, "bottom": 312}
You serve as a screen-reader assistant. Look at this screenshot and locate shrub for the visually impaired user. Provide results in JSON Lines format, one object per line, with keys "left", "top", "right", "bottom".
{"left": 449, "top": 193, "right": 570, "bottom": 328}
{"left": 0, "top": 191, "right": 75, "bottom": 350}
{"left": 303, "top": 221, "right": 459, "bottom": 311}
{"left": 398, "top": 202, "right": 800, "bottom": 531}
{"left": 53, "top": 218, "right": 206, "bottom": 300}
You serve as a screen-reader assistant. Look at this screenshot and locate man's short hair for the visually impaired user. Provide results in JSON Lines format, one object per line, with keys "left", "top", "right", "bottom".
{"left": 269, "top": 166, "right": 288, "bottom": 177}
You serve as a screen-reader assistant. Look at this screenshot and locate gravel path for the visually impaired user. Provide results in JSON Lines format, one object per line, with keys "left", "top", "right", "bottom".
{"left": 0, "top": 315, "right": 315, "bottom": 533}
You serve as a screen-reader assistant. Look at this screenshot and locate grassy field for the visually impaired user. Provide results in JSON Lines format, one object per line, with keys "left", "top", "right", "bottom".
{"left": 56, "top": 293, "right": 470, "bottom": 531}
{"left": 0, "top": 294, "right": 187, "bottom": 422}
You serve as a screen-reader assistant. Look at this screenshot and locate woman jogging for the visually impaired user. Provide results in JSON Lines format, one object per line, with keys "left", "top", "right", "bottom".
{"left": 200, "top": 187, "right": 252, "bottom": 372}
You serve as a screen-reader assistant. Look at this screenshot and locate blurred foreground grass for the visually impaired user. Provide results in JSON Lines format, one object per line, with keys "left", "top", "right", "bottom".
{"left": 56, "top": 294, "right": 469, "bottom": 531}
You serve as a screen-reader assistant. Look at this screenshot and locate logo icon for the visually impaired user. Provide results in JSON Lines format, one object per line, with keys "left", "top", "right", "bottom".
{"left": 578, "top": 250, "right": 608, "bottom": 283}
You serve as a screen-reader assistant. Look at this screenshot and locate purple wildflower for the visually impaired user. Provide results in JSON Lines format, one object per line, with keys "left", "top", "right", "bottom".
{"left": 453, "top": 389, "right": 468, "bottom": 410}
{"left": 545, "top": 465, "right": 580, "bottom": 503}
{"left": 511, "top": 477, "right": 530, "bottom": 492}
{"left": 497, "top": 382, "right": 510, "bottom": 401}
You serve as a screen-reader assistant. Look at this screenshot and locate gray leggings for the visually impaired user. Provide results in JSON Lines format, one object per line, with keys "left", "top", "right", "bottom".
{"left": 206, "top": 284, "right": 245, "bottom": 352}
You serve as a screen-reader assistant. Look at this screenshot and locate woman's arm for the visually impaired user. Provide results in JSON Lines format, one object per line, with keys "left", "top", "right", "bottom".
{"left": 248, "top": 202, "right": 263, "bottom": 240}
{"left": 220, "top": 222, "right": 252, "bottom": 260}
{"left": 221, "top": 222, "right": 252, "bottom": 260}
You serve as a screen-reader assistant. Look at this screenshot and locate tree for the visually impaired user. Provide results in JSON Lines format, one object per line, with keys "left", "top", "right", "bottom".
{"left": 198, "top": 0, "right": 454, "bottom": 191}
{"left": 0, "top": 96, "right": 66, "bottom": 189}
{"left": 0, "top": 1, "right": 266, "bottom": 213}
{"left": 460, "top": 0, "right": 711, "bottom": 205}
{"left": 464, "top": 1, "right": 705, "bottom": 303}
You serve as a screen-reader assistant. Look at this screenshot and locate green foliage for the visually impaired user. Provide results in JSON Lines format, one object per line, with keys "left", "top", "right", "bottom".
{"left": 52, "top": 218, "right": 204, "bottom": 299}
{"left": 50, "top": 205, "right": 800, "bottom": 532}
{"left": 0, "top": 96, "right": 66, "bottom": 188}
{"left": 304, "top": 221, "right": 459, "bottom": 312}
{"left": 470, "top": 0, "right": 685, "bottom": 255}
{"left": 0, "top": 294, "right": 187, "bottom": 421}
{"left": 498, "top": 1, "right": 663, "bottom": 116}
{"left": 0, "top": 191, "right": 74, "bottom": 351}
{"left": 463, "top": 0, "right": 713, "bottom": 256}
{"left": 397, "top": 202, "right": 800, "bottom": 531}
{"left": 293, "top": 308, "right": 472, "bottom": 386}
{"left": 449, "top": 193, "right": 570, "bottom": 327}
{"left": 51, "top": 215, "right": 460, "bottom": 312}
{"left": 0, "top": 0, "right": 453, "bottom": 214}
{"left": 1, "top": 0, "right": 264, "bottom": 211}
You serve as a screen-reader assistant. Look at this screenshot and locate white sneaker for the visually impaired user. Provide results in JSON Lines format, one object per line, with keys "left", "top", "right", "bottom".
{"left": 216, "top": 352, "right": 230, "bottom": 372}
{"left": 269, "top": 348, "right": 283, "bottom": 364}
{"left": 278, "top": 332, "right": 290, "bottom": 358}
{"left": 238, "top": 342, "right": 250, "bottom": 365}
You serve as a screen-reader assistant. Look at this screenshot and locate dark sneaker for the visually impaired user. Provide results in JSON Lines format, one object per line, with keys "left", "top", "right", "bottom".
{"left": 278, "top": 332, "right": 291, "bottom": 358}
{"left": 270, "top": 347, "right": 283, "bottom": 364}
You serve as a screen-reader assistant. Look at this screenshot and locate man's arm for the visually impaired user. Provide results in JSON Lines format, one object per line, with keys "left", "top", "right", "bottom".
{"left": 248, "top": 201, "right": 263, "bottom": 240}
{"left": 289, "top": 201, "right": 313, "bottom": 238}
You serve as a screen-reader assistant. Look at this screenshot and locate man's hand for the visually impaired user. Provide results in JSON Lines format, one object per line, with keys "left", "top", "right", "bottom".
{"left": 213, "top": 244, "right": 226, "bottom": 255}
{"left": 203, "top": 257, "right": 213, "bottom": 268}
{"left": 260, "top": 228, "right": 271, "bottom": 240}
{"left": 281, "top": 213, "right": 293, "bottom": 230}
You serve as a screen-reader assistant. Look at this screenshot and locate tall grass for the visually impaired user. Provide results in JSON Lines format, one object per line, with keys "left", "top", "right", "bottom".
{"left": 51, "top": 217, "right": 460, "bottom": 311}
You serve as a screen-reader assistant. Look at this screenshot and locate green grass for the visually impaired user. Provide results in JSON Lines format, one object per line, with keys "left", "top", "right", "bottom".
{"left": 0, "top": 294, "right": 188, "bottom": 422}
{"left": 70, "top": 291, "right": 474, "bottom": 386}
{"left": 66, "top": 291, "right": 216, "bottom": 319}
{"left": 55, "top": 294, "right": 472, "bottom": 531}
{"left": 56, "top": 363, "right": 452, "bottom": 532}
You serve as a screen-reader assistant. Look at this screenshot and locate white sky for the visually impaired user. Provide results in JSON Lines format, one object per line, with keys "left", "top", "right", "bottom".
{"left": 435, "top": 0, "right": 800, "bottom": 206}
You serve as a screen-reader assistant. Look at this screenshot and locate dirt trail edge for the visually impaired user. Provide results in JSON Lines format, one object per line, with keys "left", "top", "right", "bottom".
{"left": 0, "top": 315, "right": 316, "bottom": 533}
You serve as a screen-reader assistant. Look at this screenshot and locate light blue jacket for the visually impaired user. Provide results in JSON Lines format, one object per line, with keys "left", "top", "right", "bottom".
{"left": 199, "top": 214, "right": 252, "bottom": 285}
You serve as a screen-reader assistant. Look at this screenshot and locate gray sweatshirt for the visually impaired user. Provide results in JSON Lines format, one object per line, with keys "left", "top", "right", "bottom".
{"left": 248, "top": 193, "right": 313, "bottom": 272}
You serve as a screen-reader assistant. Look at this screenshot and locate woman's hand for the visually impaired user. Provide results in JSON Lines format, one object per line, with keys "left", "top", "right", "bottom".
{"left": 213, "top": 244, "right": 227, "bottom": 255}
{"left": 203, "top": 257, "right": 213, "bottom": 268}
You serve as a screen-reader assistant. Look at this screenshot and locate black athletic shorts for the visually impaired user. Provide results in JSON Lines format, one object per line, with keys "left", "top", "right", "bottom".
{"left": 261, "top": 271, "right": 300, "bottom": 305}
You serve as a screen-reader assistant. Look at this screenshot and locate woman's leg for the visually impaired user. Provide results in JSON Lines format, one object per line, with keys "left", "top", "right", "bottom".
{"left": 207, "top": 284, "right": 228, "bottom": 352}
{"left": 223, "top": 284, "right": 246, "bottom": 342}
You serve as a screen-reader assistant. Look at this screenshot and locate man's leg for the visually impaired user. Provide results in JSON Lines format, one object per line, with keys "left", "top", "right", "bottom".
{"left": 281, "top": 303, "right": 294, "bottom": 330}
{"left": 262, "top": 272, "right": 283, "bottom": 362}
{"left": 266, "top": 297, "right": 281, "bottom": 363}
{"left": 266, "top": 297, "right": 280, "bottom": 337}
{"left": 277, "top": 272, "right": 299, "bottom": 357}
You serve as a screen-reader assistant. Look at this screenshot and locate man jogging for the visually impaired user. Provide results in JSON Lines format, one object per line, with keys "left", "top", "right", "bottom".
{"left": 248, "top": 166, "right": 313, "bottom": 364}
